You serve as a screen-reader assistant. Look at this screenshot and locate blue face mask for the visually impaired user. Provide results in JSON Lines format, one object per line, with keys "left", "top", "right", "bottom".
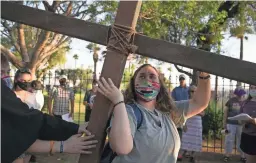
{"left": 2, "top": 76, "right": 13, "bottom": 89}
{"left": 249, "top": 89, "right": 256, "bottom": 98}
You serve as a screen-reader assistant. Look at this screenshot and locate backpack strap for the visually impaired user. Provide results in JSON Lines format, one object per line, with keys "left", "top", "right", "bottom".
{"left": 129, "top": 103, "right": 143, "bottom": 129}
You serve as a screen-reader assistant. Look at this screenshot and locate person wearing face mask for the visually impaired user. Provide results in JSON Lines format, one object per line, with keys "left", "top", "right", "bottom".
{"left": 83, "top": 80, "right": 98, "bottom": 122}
{"left": 1, "top": 54, "right": 98, "bottom": 163}
{"left": 239, "top": 85, "right": 256, "bottom": 163}
{"left": 97, "top": 64, "right": 211, "bottom": 163}
{"left": 13, "top": 69, "right": 44, "bottom": 111}
{"left": 223, "top": 86, "right": 246, "bottom": 162}
{"left": 48, "top": 75, "right": 75, "bottom": 119}
{"left": 12, "top": 68, "right": 45, "bottom": 163}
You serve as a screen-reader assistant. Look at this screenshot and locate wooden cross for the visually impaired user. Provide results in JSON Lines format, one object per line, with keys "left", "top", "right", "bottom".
{"left": 2, "top": 1, "right": 256, "bottom": 163}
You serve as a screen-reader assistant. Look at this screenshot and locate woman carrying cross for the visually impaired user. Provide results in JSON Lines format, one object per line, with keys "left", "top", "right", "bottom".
{"left": 97, "top": 64, "right": 211, "bottom": 163}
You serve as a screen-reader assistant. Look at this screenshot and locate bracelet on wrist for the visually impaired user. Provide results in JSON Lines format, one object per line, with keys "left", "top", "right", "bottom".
{"left": 113, "top": 101, "right": 124, "bottom": 109}
{"left": 199, "top": 75, "right": 210, "bottom": 80}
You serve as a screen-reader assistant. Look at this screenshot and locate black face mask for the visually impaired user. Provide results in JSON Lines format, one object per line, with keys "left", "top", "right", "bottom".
{"left": 16, "top": 81, "right": 31, "bottom": 91}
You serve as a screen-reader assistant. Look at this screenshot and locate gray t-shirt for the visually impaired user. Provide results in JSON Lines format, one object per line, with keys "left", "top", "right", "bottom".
{"left": 240, "top": 100, "right": 256, "bottom": 136}
{"left": 225, "top": 97, "right": 242, "bottom": 125}
{"left": 111, "top": 100, "right": 189, "bottom": 163}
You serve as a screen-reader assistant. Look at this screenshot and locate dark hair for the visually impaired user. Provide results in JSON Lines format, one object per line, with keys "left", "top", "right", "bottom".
{"left": 92, "top": 79, "right": 97, "bottom": 85}
{"left": 13, "top": 68, "right": 32, "bottom": 90}
{"left": 124, "top": 64, "right": 177, "bottom": 114}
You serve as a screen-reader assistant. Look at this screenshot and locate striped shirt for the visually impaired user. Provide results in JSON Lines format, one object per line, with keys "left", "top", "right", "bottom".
{"left": 50, "top": 86, "right": 74, "bottom": 116}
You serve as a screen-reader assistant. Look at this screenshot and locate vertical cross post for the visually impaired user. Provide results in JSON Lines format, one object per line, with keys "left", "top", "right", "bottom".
{"left": 78, "top": 1, "right": 142, "bottom": 163}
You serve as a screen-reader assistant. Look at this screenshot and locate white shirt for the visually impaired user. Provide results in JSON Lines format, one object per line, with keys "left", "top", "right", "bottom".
{"left": 24, "top": 90, "right": 44, "bottom": 111}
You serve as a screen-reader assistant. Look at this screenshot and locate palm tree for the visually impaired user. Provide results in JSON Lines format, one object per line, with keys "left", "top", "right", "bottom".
{"left": 86, "top": 43, "right": 100, "bottom": 80}
{"left": 73, "top": 54, "right": 79, "bottom": 69}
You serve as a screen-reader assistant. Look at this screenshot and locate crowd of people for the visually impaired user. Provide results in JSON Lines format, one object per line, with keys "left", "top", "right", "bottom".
{"left": 2, "top": 52, "right": 256, "bottom": 163}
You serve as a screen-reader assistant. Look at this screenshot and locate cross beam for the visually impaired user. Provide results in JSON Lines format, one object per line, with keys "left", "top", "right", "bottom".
{"left": 2, "top": 1, "right": 256, "bottom": 85}
{"left": 80, "top": 1, "right": 142, "bottom": 162}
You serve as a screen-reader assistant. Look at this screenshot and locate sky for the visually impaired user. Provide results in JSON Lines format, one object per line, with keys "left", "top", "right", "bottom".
{"left": 63, "top": 33, "right": 256, "bottom": 88}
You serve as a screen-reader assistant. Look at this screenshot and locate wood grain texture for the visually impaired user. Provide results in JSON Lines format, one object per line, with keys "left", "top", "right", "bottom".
{"left": 134, "top": 34, "right": 256, "bottom": 85}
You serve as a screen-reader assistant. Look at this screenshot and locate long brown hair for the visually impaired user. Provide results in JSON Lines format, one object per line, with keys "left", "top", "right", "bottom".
{"left": 124, "top": 64, "right": 177, "bottom": 113}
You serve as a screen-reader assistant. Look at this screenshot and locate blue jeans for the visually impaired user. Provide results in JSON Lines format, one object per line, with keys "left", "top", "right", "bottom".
{"left": 225, "top": 124, "right": 243, "bottom": 154}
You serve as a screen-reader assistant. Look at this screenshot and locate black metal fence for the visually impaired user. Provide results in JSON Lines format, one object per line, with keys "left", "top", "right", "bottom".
{"left": 11, "top": 69, "right": 250, "bottom": 154}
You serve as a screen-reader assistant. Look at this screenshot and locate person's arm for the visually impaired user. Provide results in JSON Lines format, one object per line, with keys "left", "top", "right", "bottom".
{"left": 69, "top": 90, "right": 75, "bottom": 117}
{"left": 109, "top": 104, "right": 134, "bottom": 155}
{"left": 27, "top": 135, "right": 97, "bottom": 154}
{"left": 48, "top": 97, "right": 53, "bottom": 115}
{"left": 83, "top": 92, "right": 88, "bottom": 105}
{"left": 223, "top": 106, "right": 228, "bottom": 129}
{"left": 48, "top": 88, "right": 55, "bottom": 115}
{"left": 97, "top": 78, "right": 133, "bottom": 155}
{"left": 186, "top": 72, "right": 211, "bottom": 118}
{"left": 1, "top": 81, "right": 82, "bottom": 163}
{"left": 70, "top": 99, "right": 74, "bottom": 115}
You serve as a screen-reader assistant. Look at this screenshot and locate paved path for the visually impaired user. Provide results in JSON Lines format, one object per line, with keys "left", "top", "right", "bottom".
{"left": 33, "top": 152, "right": 242, "bottom": 163}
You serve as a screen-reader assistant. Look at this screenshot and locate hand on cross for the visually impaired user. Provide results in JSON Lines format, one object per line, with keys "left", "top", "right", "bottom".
{"left": 97, "top": 77, "right": 124, "bottom": 104}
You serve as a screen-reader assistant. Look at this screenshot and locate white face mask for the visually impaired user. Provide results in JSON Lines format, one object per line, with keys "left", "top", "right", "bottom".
{"left": 249, "top": 89, "right": 256, "bottom": 98}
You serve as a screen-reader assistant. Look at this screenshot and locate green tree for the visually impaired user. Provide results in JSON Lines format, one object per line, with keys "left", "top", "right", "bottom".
{"left": 92, "top": 1, "right": 256, "bottom": 85}
{"left": 228, "top": 2, "right": 256, "bottom": 86}
{"left": 57, "top": 68, "right": 93, "bottom": 87}
{"left": 1, "top": 1, "right": 102, "bottom": 77}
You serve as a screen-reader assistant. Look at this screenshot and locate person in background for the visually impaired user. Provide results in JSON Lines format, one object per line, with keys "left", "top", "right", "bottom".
{"left": 223, "top": 87, "right": 246, "bottom": 162}
{"left": 83, "top": 80, "right": 98, "bottom": 122}
{"left": 172, "top": 74, "right": 189, "bottom": 101}
{"left": 171, "top": 74, "right": 189, "bottom": 161}
{"left": 12, "top": 68, "right": 45, "bottom": 163}
{"left": 181, "top": 85, "right": 204, "bottom": 163}
{"left": 1, "top": 53, "right": 97, "bottom": 163}
{"left": 240, "top": 85, "right": 256, "bottom": 163}
{"left": 48, "top": 75, "right": 75, "bottom": 119}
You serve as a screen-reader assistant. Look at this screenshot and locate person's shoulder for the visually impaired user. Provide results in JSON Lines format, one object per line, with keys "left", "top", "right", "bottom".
{"left": 228, "top": 97, "right": 238, "bottom": 103}
{"left": 172, "top": 87, "right": 179, "bottom": 91}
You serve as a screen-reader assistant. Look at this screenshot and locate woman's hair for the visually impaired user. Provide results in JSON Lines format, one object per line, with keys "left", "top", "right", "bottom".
{"left": 13, "top": 68, "right": 32, "bottom": 90}
{"left": 124, "top": 64, "right": 177, "bottom": 113}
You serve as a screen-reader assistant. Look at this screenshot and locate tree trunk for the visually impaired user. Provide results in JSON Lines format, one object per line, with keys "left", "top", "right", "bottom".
{"left": 237, "top": 36, "right": 243, "bottom": 87}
